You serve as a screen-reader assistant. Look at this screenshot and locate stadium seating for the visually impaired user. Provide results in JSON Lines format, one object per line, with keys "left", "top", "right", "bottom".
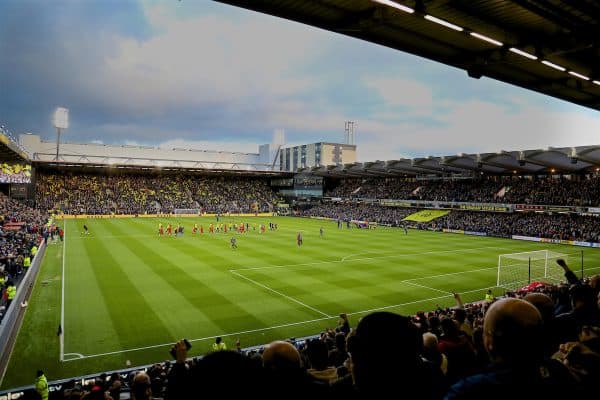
{"left": 1, "top": 172, "right": 598, "bottom": 398}
{"left": 35, "top": 172, "right": 283, "bottom": 215}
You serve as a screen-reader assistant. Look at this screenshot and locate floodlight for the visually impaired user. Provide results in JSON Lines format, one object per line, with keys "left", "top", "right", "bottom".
{"left": 54, "top": 107, "right": 69, "bottom": 129}
{"left": 53, "top": 107, "right": 69, "bottom": 162}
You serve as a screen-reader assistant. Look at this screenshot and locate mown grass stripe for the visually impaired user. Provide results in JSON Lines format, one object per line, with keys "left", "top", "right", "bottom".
{"left": 103, "top": 221, "right": 273, "bottom": 334}
{"left": 80, "top": 230, "right": 174, "bottom": 349}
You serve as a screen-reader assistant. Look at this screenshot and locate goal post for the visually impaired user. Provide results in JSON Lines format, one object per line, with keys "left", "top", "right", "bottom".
{"left": 497, "top": 250, "right": 568, "bottom": 290}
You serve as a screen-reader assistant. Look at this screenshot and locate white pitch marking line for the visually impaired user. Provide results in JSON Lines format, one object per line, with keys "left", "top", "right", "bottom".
{"left": 352, "top": 258, "right": 600, "bottom": 284}
{"left": 231, "top": 259, "right": 339, "bottom": 272}
{"left": 345, "top": 285, "right": 498, "bottom": 317}
{"left": 402, "top": 280, "right": 453, "bottom": 295}
{"left": 64, "top": 353, "right": 84, "bottom": 360}
{"left": 63, "top": 315, "right": 336, "bottom": 361}
{"left": 229, "top": 270, "right": 331, "bottom": 318}
{"left": 232, "top": 246, "right": 512, "bottom": 272}
{"left": 402, "top": 266, "right": 498, "bottom": 282}
{"left": 341, "top": 246, "right": 511, "bottom": 263}
{"left": 232, "top": 261, "right": 504, "bottom": 286}
{"left": 340, "top": 250, "right": 384, "bottom": 262}
{"left": 60, "top": 220, "right": 67, "bottom": 362}
{"left": 63, "top": 284, "right": 499, "bottom": 361}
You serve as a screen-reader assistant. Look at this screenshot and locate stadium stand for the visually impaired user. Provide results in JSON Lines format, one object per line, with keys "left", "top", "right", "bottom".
{"left": 35, "top": 171, "right": 282, "bottom": 215}
{"left": 1, "top": 170, "right": 599, "bottom": 399}
{"left": 0, "top": 193, "right": 48, "bottom": 320}
{"left": 299, "top": 203, "right": 600, "bottom": 243}
{"left": 324, "top": 176, "right": 600, "bottom": 206}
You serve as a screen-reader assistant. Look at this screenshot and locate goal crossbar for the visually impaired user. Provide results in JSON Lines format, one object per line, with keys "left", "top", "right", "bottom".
{"left": 497, "top": 250, "right": 568, "bottom": 289}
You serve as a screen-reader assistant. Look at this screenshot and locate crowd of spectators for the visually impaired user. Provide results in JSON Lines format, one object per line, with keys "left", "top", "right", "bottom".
{"left": 325, "top": 176, "right": 600, "bottom": 206}
{"left": 327, "top": 178, "right": 421, "bottom": 200}
{"left": 299, "top": 203, "right": 600, "bottom": 243}
{"left": 35, "top": 172, "right": 282, "bottom": 215}
{"left": 33, "top": 173, "right": 600, "bottom": 217}
{"left": 429, "top": 210, "right": 600, "bottom": 243}
{"left": 301, "top": 203, "right": 415, "bottom": 225}
{"left": 0, "top": 193, "right": 47, "bottom": 319}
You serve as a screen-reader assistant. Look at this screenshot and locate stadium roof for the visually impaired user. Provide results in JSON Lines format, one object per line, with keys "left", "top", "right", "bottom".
{"left": 301, "top": 145, "right": 600, "bottom": 177}
{"left": 0, "top": 134, "right": 29, "bottom": 164}
{"left": 215, "top": 0, "right": 600, "bottom": 111}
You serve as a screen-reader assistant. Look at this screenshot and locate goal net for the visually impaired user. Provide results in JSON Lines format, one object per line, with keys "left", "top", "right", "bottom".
{"left": 173, "top": 208, "right": 201, "bottom": 215}
{"left": 497, "top": 250, "right": 568, "bottom": 290}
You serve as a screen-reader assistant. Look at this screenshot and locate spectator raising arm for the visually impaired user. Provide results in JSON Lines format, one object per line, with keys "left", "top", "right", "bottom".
{"left": 556, "top": 259, "right": 581, "bottom": 285}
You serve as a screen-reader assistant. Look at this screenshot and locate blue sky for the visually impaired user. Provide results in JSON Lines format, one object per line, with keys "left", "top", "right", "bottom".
{"left": 1, "top": 0, "right": 598, "bottom": 161}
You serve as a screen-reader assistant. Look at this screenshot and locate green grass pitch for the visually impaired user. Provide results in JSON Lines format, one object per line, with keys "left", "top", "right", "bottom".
{"left": 3, "top": 216, "right": 600, "bottom": 388}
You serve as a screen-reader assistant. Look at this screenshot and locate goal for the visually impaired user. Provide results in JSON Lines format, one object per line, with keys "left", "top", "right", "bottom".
{"left": 497, "top": 250, "right": 568, "bottom": 290}
{"left": 173, "top": 208, "right": 201, "bottom": 215}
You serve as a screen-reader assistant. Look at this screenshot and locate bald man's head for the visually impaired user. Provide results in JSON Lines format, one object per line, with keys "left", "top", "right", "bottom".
{"left": 484, "top": 298, "right": 543, "bottom": 364}
{"left": 262, "top": 340, "right": 302, "bottom": 371}
{"left": 422, "top": 332, "right": 438, "bottom": 350}
{"left": 523, "top": 292, "right": 554, "bottom": 323}
{"left": 131, "top": 372, "right": 151, "bottom": 400}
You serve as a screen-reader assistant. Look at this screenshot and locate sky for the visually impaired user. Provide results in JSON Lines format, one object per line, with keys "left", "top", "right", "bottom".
{"left": 0, "top": 0, "right": 599, "bottom": 162}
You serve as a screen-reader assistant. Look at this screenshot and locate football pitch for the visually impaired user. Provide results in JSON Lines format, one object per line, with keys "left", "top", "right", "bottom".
{"left": 3, "top": 216, "right": 600, "bottom": 388}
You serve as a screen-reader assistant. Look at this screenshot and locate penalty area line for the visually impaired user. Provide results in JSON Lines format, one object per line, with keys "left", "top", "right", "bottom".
{"left": 402, "top": 280, "right": 453, "bottom": 295}
{"left": 341, "top": 245, "right": 512, "bottom": 263}
{"left": 402, "top": 265, "right": 499, "bottom": 282}
{"left": 345, "top": 285, "right": 498, "bottom": 318}
{"left": 229, "top": 270, "right": 331, "bottom": 318}
{"left": 231, "top": 245, "right": 512, "bottom": 272}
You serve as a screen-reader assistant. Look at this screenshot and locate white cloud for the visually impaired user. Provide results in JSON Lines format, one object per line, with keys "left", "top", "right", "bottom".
{"left": 83, "top": 122, "right": 261, "bottom": 153}
{"left": 199, "top": 85, "right": 600, "bottom": 162}
{"left": 88, "top": 7, "right": 323, "bottom": 114}
{"left": 350, "top": 100, "right": 600, "bottom": 161}
{"left": 365, "top": 77, "right": 433, "bottom": 115}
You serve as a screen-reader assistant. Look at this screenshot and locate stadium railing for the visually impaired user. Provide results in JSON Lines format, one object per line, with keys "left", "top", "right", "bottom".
{"left": 0, "top": 241, "right": 47, "bottom": 385}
